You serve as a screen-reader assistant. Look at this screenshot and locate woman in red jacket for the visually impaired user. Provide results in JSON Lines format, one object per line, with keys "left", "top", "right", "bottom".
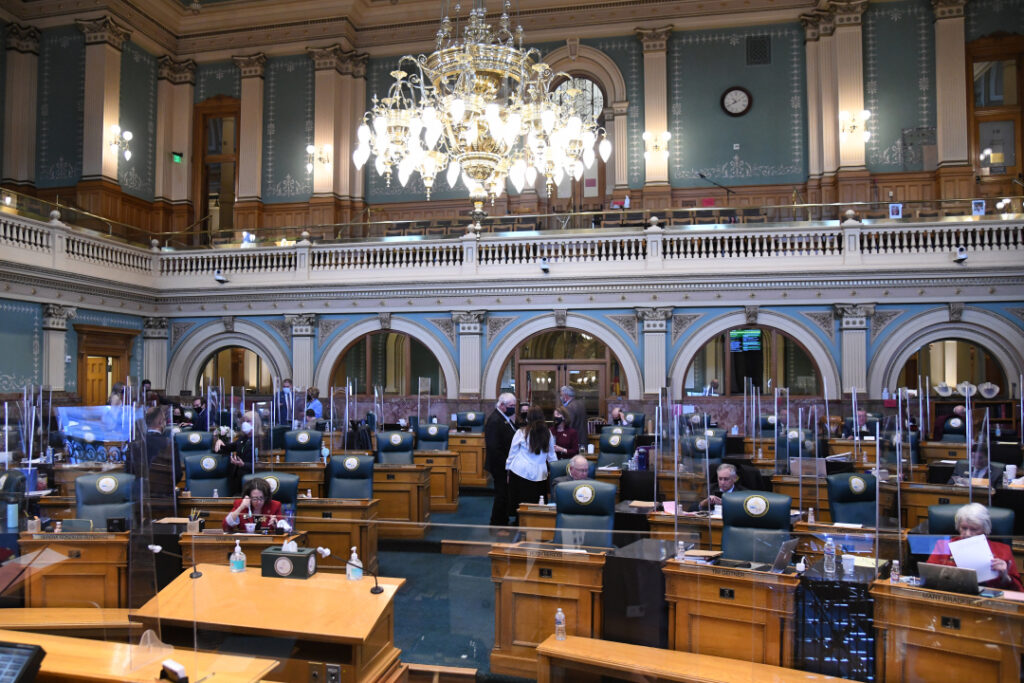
{"left": 926, "top": 502, "right": 1022, "bottom": 591}
{"left": 222, "top": 477, "right": 281, "bottom": 533}
{"left": 552, "top": 405, "right": 579, "bottom": 459}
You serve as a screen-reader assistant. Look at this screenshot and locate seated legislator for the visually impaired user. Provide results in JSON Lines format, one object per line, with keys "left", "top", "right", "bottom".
{"left": 926, "top": 502, "right": 1023, "bottom": 591}
{"left": 552, "top": 455, "right": 591, "bottom": 487}
{"left": 222, "top": 477, "right": 282, "bottom": 533}
{"left": 213, "top": 411, "right": 260, "bottom": 494}
{"left": 552, "top": 405, "right": 579, "bottom": 459}
{"left": 696, "top": 463, "right": 746, "bottom": 510}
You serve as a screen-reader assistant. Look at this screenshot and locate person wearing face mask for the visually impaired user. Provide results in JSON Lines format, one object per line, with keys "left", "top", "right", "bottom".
{"left": 275, "top": 379, "right": 294, "bottom": 426}
{"left": 214, "top": 410, "right": 261, "bottom": 495}
{"left": 306, "top": 387, "right": 323, "bottom": 419}
{"left": 485, "top": 393, "right": 518, "bottom": 528}
{"left": 559, "top": 385, "right": 587, "bottom": 453}
{"left": 552, "top": 405, "right": 579, "bottom": 458}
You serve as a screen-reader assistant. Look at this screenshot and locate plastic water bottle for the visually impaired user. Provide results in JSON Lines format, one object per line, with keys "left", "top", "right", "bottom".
{"left": 230, "top": 540, "right": 246, "bottom": 572}
{"left": 807, "top": 507, "right": 816, "bottom": 524}
{"left": 554, "top": 608, "right": 566, "bottom": 641}
{"left": 676, "top": 540, "right": 686, "bottom": 560}
{"left": 212, "top": 488, "right": 219, "bottom": 498}
{"left": 347, "top": 546, "right": 363, "bottom": 581}
{"left": 890, "top": 560, "right": 900, "bottom": 584}
{"left": 538, "top": 495, "right": 545, "bottom": 505}
{"left": 823, "top": 536, "right": 837, "bottom": 575}
{"left": 306, "top": 488, "right": 312, "bottom": 499}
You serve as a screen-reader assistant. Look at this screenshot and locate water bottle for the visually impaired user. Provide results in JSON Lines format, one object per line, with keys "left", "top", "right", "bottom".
{"left": 230, "top": 540, "right": 246, "bottom": 572}
{"left": 54, "top": 521, "right": 62, "bottom": 533}
{"left": 807, "top": 507, "right": 815, "bottom": 524}
{"left": 538, "top": 495, "right": 545, "bottom": 505}
{"left": 306, "top": 488, "right": 312, "bottom": 499}
{"left": 676, "top": 540, "right": 686, "bottom": 560}
{"left": 823, "top": 536, "right": 836, "bottom": 575}
{"left": 554, "top": 608, "right": 566, "bottom": 641}
{"left": 995, "top": 424, "right": 1002, "bottom": 439}
{"left": 890, "top": 559, "right": 900, "bottom": 584}
{"left": 212, "top": 488, "right": 219, "bottom": 498}
{"left": 347, "top": 546, "right": 363, "bottom": 581}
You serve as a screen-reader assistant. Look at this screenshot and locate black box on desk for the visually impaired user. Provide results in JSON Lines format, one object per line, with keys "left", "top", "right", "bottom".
{"left": 602, "top": 538, "right": 673, "bottom": 648}
{"left": 261, "top": 546, "right": 317, "bottom": 579}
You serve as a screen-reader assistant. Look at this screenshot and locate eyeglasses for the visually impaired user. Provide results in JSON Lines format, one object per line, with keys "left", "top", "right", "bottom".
{"left": 250, "top": 495, "right": 265, "bottom": 501}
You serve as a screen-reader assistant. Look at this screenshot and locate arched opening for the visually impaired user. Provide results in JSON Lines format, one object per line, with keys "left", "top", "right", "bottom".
{"left": 196, "top": 346, "right": 274, "bottom": 394}
{"left": 550, "top": 76, "right": 609, "bottom": 211}
{"left": 329, "top": 331, "right": 447, "bottom": 396}
{"left": 497, "top": 329, "right": 627, "bottom": 418}
{"left": 897, "top": 338, "right": 1007, "bottom": 396}
{"left": 683, "top": 326, "right": 822, "bottom": 396}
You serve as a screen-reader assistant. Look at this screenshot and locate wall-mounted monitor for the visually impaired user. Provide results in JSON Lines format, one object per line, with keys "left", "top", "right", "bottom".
{"left": 729, "top": 329, "right": 762, "bottom": 352}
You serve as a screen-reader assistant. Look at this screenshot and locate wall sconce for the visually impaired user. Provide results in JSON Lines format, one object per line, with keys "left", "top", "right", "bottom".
{"left": 642, "top": 131, "right": 671, "bottom": 161}
{"left": 109, "top": 124, "right": 133, "bottom": 160}
{"left": 305, "top": 144, "right": 333, "bottom": 173}
{"left": 839, "top": 110, "right": 871, "bottom": 143}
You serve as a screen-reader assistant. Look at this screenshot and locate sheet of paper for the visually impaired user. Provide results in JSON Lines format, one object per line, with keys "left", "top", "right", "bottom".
{"left": 662, "top": 501, "right": 676, "bottom": 515}
{"left": 948, "top": 534, "right": 997, "bottom": 583}
{"left": 833, "top": 522, "right": 864, "bottom": 528}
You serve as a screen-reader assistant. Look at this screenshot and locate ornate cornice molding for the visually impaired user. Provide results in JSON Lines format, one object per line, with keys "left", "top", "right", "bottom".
{"left": 76, "top": 17, "right": 131, "bottom": 50}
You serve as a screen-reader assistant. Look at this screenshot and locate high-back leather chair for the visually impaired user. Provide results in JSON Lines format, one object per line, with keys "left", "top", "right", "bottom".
{"left": 600, "top": 425, "right": 638, "bottom": 438}
{"left": 416, "top": 424, "right": 449, "bottom": 450}
{"left": 377, "top": 430, "right": 415, "bottom": 465}
{"left": 0, "top": 470, "right": 27, "bottom": 503}
{"left": 623, "top": 412, "right": 645, "bottom": 432}
{"left": 758, "top": 415, "right": 780, "bottom": 438}
{"left": 682, "top": 435, "right": 726, "bottom": 463}
{"left": 75, "top": 472, "right": 135, "bottom": 531}
{"left": 284, "top": 429, "right": 323, "bottom": 463}
{"left": 951, "top": 460, "right": 1005, "bottom": 486}
{"left": 456, "top": 411, "right": 485, "bottom": 433}
{"left": 173, "top": 431, "right": 215, "bottom": 464}
{"left": 775, "top": 428, "right": 814, "bottom": 461}
{"left": 826, "top": 472, "right": 878, "bottom": 526}
{"left": 683, "top": 413, "right": 713, "bottom": 435}
{"left": 844, "top": 417, "right": 880, "bottom": 439}
{"left": 184, "top": 453, "right": 230, "bottom": 497}
{"left": 325, "top": 454, "right": 374, "bottom": 498}
{"left": 940, "top": 414, "right": 968, "bottom": 442}
{"left": 242, "top": 472, "right": 299, "bottom": 506}
{"left": 928, "top": 504, "right": 1014, "bottom": 538}
{"left": 547, "top": 459, "right": 596, "bottom": 496}
{"left": 553, "top": 480, "right": 617, "bottom": 548}
{"left": 365, "top": 412, "right": 377, "bottom": 432}
{"left": 721, "top": 491, "right": 792, "bottom": 563}
{"left": 596, "top": 432, "right": 636, "bottom": 468}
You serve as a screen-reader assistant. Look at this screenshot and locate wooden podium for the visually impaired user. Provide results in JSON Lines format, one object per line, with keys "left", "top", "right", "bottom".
{"left": 413, "top": 450, "right": 459, "bottom": 511}
{"left": 374, "top": 465, "right": 430, "bottom": 539}
{"left": 663, "top": 559, "right": 799, "bottom": 668}
{"left": 17, "top": 531, "right": 129, "bottom": 608}
{"left": 871, "top": 580, "right": 1024, "bottom": 682}
{"left": 296, "top": 498, "right": 379, "bottom": 574}
{"left": 489, "top": 542, "right": 607, "bottom": 678}
{"left": 447, "top": 432, "right": 487, "bottom": 487}
{"left": 133, "top": 563, "right": 405, "bottom": 683}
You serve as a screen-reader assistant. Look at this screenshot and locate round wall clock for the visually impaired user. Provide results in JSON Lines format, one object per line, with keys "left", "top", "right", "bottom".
{"left": 721, "top": 87, "right": 752, "bottom": 117}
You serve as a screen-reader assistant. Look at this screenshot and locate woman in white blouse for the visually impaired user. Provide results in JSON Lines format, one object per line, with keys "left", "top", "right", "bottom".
{"left": 506, "top": 405, "right": 557, "bottom": 521}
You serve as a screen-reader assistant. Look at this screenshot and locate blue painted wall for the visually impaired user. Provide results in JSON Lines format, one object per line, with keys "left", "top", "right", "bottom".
{"left": 119, "top": 42, "right": 158, "bottom": 201}
{"left": 195, "top": 61, "right": 240, "bottom": 103}
{"left": 668, "top": 24, "right": 806, "bottom": 188}
{"left": 863, "top": 0, "right": 936, "bottom": 173}
{"left": 36, "top": 26, "right": 84, "bottom": 188}
{"left": 0, "top": 299, "right": 41, "bottom": 391}
{"left": 967, "top": 0, "right": 1024, "bottom": 42}
{"left": 262, "top": 55, "right": 313, "bottom": 204}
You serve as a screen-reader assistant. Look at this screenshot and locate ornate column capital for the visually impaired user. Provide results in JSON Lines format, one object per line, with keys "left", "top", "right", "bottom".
{"left": 635, "top": 307, "right": 673, "bottom": 333}
{"left": 157, "top": 56, "right": 196, "bottom": 85}
{"left": 452, "top": 310, "right": 485, "bottom": 334}
{"left": 5, "top": 24, "right": 41, "bottom": 54}
{"left": 232, "top": 53, "right": 267, "bottom": 79}
{"left": 339, "top": 51, "right": 368, "bottom": 78}
{"left": 43, "top": 305, "right": 76, "bottom": 330}
{"left": 286, "top": 313, "right": 317, "bottom": 336}
{"left": 636, "top": 26, "right": 673, "bottom": 52}
{"left": 799, "top": 12, "right": 822, "bottom": 41}
{"left": 143, "top": 317, "right": 169, "bottom": 339}
{"left": 834, "top": 303, "right": 876, "bottom": 329}
{"left": 826, "top": 0, "right": 869, "bottom": 27}
{"left": 307, "top": 44, "right": 345, "bottom": 71}
{"left": 932, "top": 0, "right": 968, "bottom": 19}
{"left": 76, "top": 17, "right": 131, "bottom": 49}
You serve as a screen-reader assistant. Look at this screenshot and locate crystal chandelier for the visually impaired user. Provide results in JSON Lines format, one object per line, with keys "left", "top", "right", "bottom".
{"left": 353, "top": 0, "right": 612, "bottom": 223}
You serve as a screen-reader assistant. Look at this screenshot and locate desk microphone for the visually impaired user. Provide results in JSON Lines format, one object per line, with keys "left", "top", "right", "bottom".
{"left": 344, "top": 556, "right": 384, "bottom": 594}
{"left": 148, "top": 544, "right": 202, "bottom": 579}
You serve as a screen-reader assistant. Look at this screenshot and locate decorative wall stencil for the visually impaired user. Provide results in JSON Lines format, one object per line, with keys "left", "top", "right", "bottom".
{"left": 802, "top": 310, "right": 836, "bottom": 344}
{"left": 671, "top": 314, "right": 701, "bottom": 344}
{"left": 262, "top": 55, "right": 313, "bottom": 203}
{"left": 0, "top": 300, "right": 41, "bottom": 391}
{"left": 1009, "top": 307, "right": 1024, "bottom": 328}
{"left": 966, "top": 0, "right": 1024, "bottom": 42}
{"left": 318, "top": 318, "right": 344, "bottom": 341}
{"left": 36, "top": 26, "right": 84, "bottom": 188}
{"left": 429, "top": 317, "right": 457, "bottom": 345}
{"left": 582, "top": 37, "right": 645, "bottom": 189}
{"left": 669, "top": 25, "right": 805, "bottom": 186}
{"left": 608, "top": 314, "right": 639, "bottom": 344}
{"left": 265, "top": 317, "right": 292, "bottom": 342}
{"left": 486, "top": 316, "right": 515, "bottom": 344}
{"left": 170, "top": 321, "right": 195, "bottom": 348}
{"left": 195, "top": 61, "right": 240, "bottom": 103}
{"left": 118, "top": 42, "right": 158, "bottom": 201}
{"left": 863, "top": 0, "right": 936, "bottom": 172}
{"left": 870, "top": 309, "right": 904, "bottom": 342}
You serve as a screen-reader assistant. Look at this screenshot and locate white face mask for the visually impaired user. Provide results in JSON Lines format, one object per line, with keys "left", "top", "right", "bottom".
{"left": 240, "top": 422, "right": 253, "bottom": 434}
{"left": 282, "top": 387, "right": 292, "bottom": 395}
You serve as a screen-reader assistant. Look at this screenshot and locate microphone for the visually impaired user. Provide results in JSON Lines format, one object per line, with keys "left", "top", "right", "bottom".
{"left": 697, "top": 172, "right": 734, "bottom": 197}
{"left": 149, "top": 543, "right": 202, "bottom": 579}
{"left": 344, "top": 556, "right": 384, "bottom": 594}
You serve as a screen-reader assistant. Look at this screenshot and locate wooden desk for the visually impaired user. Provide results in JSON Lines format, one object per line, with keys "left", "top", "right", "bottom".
{"left": 742, "top": 437, "right": 775, "bottom": 458}
{"left": 489, "top": 542, "right": 606, "bottom": 679}
{"left": 517, "top": 503, "right": 556, "bottom": 542}
{"left": 882, "top": 481, "right": 981, "bottom": 529}
{"left": 179, "top": 531, "right": 306, "bottom": 569}
{"left": 256, "top": 461, "right": 327, "bottom": 498}
{"left": 18, "top": 531, "right": 129, "bottom": 608}
{"left": 52, "top": 463, "right": 125, "bottom": 496}
{"left": 0, "top": 627, "right": 278, "bottom": 682}
{"left": 36, "top": 495, "right": 76, "bottom": 522}
{"left": 536, "top": 634, "right": 844, "bottom": 683}
{"left": 648, "top": 512, "right": 721, "bottom": 549}
{"left": 296, "top": 498, "right": 379, "bottom": 574}
{"left": 447, "top": 431, "right": 487, "bottom": 487}
{"left": 0, "top": 608, "right": 141, "bottom": 639}
{"left": 792, "top": 521, "right": 907, "bottom": 563}
{"left": 663, "top": 559, "right": 800, "bottom": 668}
{"left": 414, "top": 450, "right": 459, "bottom": 511}
{"left": 133, "top": 563, "right": 405, "bottom": 683}
{"left": 771, "top": 475, "right": 831, "bottom": 522}
{"left": 374, "top": 464, "right": 430, "bottom": 539}
{"left": 871, "top": 580, "right": 1024, "bottom": 682}
{"left": 919, "top": 441, "right": 967, "bottom": 464}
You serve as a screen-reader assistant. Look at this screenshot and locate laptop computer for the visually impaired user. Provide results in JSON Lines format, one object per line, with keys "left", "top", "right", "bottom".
{"left": 918, "top": 562, "right": 980, "bottom": 595}
{"left": 726, "top": 538, "right": 800, "bottom": 573}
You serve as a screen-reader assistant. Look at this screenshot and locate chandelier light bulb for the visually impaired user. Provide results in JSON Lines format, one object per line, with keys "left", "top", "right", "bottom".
{"left": 122, "top": 130, "right": 133, "bottom": 142}
{"left": 306, "top": 144, "right": 316, "bottom": 155}
{"left": 450, "top": 98, "right": 465, "bottom": 124}
{"left": 110, "top": 124, "right": 121, "bottom": 135}
{"left": 123, "top": 149, "right": 132, "bottom": 161}
{"left": 599, "top": 138, "right": 612, "bottom": 163}
{"left": 583, "top": 147, "right": 595, "bottom": 169}
{"left": 447, "top": 160, "right": 461, "bottom": 188}
{"left": 525, "top": 165, "right": 538, "bottom": 187}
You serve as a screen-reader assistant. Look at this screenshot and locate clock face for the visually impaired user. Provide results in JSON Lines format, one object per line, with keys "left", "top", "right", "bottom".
{"left": 721, "top": 87, "right": 752, "bottom": 117}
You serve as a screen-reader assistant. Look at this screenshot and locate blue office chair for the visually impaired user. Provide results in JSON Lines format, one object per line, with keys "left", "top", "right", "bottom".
{"left": 416, "top": 424, "right": 449, "bottom": 450}
{"left": 952, "top": 460, "right": 1005, "bottom": 486}
{"left": 377, "top": 430, "right": 415, "bottom": 465}
{"left": 325, "top": 455, "right": 374, "bottom": 498}
{"left": 826, "top": 473, "right": 878, "bottom": 527}
{"left": 596, "top": 432, "right": 636, "bottom": 468}
{"left": 775, "top": 428, "right": 814, "bottom": 462}
{"left": 844, "top": 417, "right": 881, "bottom": 438}
{"left": 242, "top": 472, "right": 300, "bottom": 506}
{"left": 184, "top": 453, "right": 230, "bottom": 497}
{"left": 547, "top": 459, "right": 597, "bottom": 496}
{"left": 284, "top": 429, "right": 323, "bottom": 463}
{"left": 623, "top": 412, "right": 645, "bottom": 432}
{"left": 600, "top": 425, "right": 638, "bottom": 437}
{"left": 0, "top": 470, "right": 27, "bottom": 503}
{"left": 682, "top": 413, "right": 713, "bottom": 435}
{"left": 682, "top": 435, "right": 726, "bottom": 463}
{"left": 456, "top": 411, "right": 485, "bottom": 433}
{"left": 553, "top": 480, "right": 617, "bottom": 548}
{"left": 928, "top": 504, "right": 1014, "bottom": 538}
{"left": 173, "top": 431, "right": 215, "bottom": 468}
{"left": 75, "top": 472, "right": 135, "bottom": 531}
{"left": 721, "top": 491, "right": 792, "bottom": 563}
{"left": 758, "top": 415, "right": 781, "bottom": 438}
{"left": 365, "top": 412, "right": 377, "bottom": 432}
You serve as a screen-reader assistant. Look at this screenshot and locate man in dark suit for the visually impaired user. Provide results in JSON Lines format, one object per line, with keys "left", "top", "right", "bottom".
{"left": 697, "top": 463, "right": 746, "bottom": 510}
{"left": 485, "top": 392, "right": 518, "bottom": 527}
{"left": 139, "top": 406, "right": 181, "bottom": 518}
{"left": 559, "top": 385, "right": 587, "bottom": 452}
{"left": 551, "top": 455, "right": 591, "bottom": 488}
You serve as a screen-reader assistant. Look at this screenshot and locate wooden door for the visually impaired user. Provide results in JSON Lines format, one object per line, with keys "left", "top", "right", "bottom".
{"left": 84, "top": 356, "right": 109, "bottom": 406}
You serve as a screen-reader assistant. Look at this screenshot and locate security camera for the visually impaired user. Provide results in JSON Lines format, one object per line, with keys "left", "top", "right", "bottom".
{"left": 213, "top": 268, "right": 229, "bottom": 284}
{"left": 953, "top": 246, "right": 968, "bottom": 264}
{"left": 539, "top": 257, "right": 550, "bottom": 273}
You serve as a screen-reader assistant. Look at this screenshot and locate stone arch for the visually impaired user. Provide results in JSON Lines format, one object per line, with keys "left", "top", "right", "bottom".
{"left": 313, "top": 318, "right": 459, "bottom": 399}
{"left": 543, "top": 44, "right": 628, "bottom": 105}
{"left": 668, "top": 311, "right": 842, "bottom": 399}
{"left": 480, "top": 313, "right": 643, "bottom": 400}
{"left": 166, "top": 319, "right": 291, "bottom": 394}
{"left": 868, "top": 307, "right": 1024, "bottom": 396}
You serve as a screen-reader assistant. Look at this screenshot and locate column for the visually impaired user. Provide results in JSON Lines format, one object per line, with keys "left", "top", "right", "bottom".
{"left": 232, "top": 53, "right": 266, "bottom": 204}
{"left": 77, "top": 17, "right": 130, "bottom": 182}
{"left": 2, "top": 24, "right": 40, "bottom": 187}
{"left": 932, "top": 0, "right": 971, "bottom": 196}
{"left": 154, "top": 57, "right": 196, "bottom": 213}
{"left": 818, "top": 15, "right": 839, "bottom": 177}
{"left": 347, "top": 53, "right": 369, "bottom": 212}
{"left": 636, "top": 27, "right": 673, "bottom": 187}
{"left": 637, "top": 307, "right": 672, "bottom": 396}
{"left": 42, "top": 305, "right": 76, "bottom": 391}
{"left": 286, "top": 314, "right": 316, "bottom": 389}
{"left": 142, "top": 317, "right": 169, "bottom": 391}
{"left": 308, "top": 45, "right": 343, "bottom": 199}
{"left": 609, "top": 101, "right": 630, "bottom": 194}
{"left": 801, "top": 14, "right": 823, "bottom": 188}
{"left": 835, "top": 304, "right": 874, "bottom": 394}
{"left": 453, "top": 311, "right": 485, "bottom": 397}
{"left": 832, "top": 0, "right": 869, "bottom": 170}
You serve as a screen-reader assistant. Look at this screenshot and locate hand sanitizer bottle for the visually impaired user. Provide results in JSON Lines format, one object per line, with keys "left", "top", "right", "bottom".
{"left": 347, "top": 546, "right": 363, "bottom": 581}
{"left": 230, "top": 540, "right": 246, "bottom": 572}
